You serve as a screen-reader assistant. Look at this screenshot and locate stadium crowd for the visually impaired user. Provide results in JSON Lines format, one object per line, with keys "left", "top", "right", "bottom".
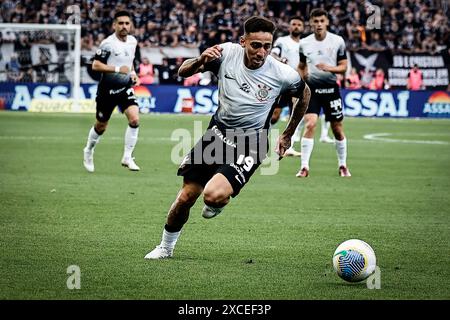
{"left": 0, "top": 0, "right": 449, "bottom": 87}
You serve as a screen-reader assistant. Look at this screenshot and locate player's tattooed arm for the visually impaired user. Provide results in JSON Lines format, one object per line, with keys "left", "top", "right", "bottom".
{"left": 285, "top": 83, "right": 310, "bottom": 138}
{"left": 178, "top": 45, "right": 223, "bottom": 77}
{"left": 276, "top": 83, "right": 311, "bottom": 159}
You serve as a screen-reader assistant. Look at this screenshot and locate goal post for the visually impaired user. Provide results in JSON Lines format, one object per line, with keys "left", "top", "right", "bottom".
{"left": 0, "top": 23, "right": 81, "bottom": 104}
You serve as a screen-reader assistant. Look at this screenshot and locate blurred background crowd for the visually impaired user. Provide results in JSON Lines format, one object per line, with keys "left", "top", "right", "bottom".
{"left": 0, "top": 0, "right": 449, "bottom": 88}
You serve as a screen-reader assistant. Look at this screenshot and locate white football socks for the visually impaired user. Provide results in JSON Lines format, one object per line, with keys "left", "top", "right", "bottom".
{"left": 335, "top": 137, "right": 347, "bottom": 167}
{"left": 300, "top": 137, "right": 314, "bottom": 169}
{"left": 291, "top": 119, "right": 304, "bottom": 145}
{"left": 320, "top": 114, "right": 330, "bottom": 139}
{"left": 85, "top": 126, "right": 101, "bottom": 151}
{"left": 124, "top": 125, "right": 139, "bottom": 159}
{"left": 160, "top": 229, "right": 181, "bottom": 250}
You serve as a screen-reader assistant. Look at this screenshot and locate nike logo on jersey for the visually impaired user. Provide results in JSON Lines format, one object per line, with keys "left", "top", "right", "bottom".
{"left": 224, "top": 74, "right": 235, "bottom": 80}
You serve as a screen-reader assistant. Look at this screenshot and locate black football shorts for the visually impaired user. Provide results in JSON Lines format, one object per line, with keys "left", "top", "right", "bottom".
{"left": 95, "top": 85, "right": 138, "bottom": 122}
{"left": 306, "top": 84, "right": 344, "bottom": 122}
{"left": 177, "top": 117, "right": 269, "bottom": 197}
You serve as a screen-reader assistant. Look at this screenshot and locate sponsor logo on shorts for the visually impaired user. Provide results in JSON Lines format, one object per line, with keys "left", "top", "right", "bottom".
{"left": 230, "top": 163, "right": 246, "bottom": 184}
{"left": 109, "top": 87, "right": 126, "bottom": 95}
{"left": 212, "top": 125, "right": 237, "bottom": 148}
{"left": 315, "top": 88, "right": 335, "bottom": 94}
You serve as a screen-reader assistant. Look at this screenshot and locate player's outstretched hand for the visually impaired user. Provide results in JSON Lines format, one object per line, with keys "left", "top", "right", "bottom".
{"left": 275, "top": 134, "right": 291, "bottom": 160}
{"left": 199, "top": 45, "right": 223, "bottom": 64}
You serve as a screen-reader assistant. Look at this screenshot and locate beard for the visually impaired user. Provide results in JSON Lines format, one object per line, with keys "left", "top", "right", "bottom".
{"left": 291, "top": 31, "right": 302, "bottom": 37}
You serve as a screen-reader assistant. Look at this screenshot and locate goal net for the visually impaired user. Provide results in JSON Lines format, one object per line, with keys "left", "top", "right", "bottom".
{"left": 0, "top": 23, "right": 81, "bottom": 102}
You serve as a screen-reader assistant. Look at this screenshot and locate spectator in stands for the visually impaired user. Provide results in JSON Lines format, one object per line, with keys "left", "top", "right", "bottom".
{"left": 155, "top": 57, "right": 172, "bottom": 85}
{"left": 170, "top": 57, "right": 185, "bottom": 84}
{"left": 421, "top": 35, "right": 438, "bottom": 54}
{"left": 22, "top": 68, "right": 33, "bottom": 82}
{"left": 366, "top": 32, "right": 386, "bottom": 52}
{"left": 407, "top": 64, "right": 424, "bottom": 90}
{"left": 183, "top": 73, "right": 201, "bottom": 86}
{"left": 34, "top": 53, "right": 49, "bottom": 83}
{"left": 200, "top": 30, "right": 219, "bottom": 53}
{"left": 1, "top": 0, "right": 448, "bottom": 56}
{"left": 138, "top": 57, "right": 154, "bottom": 85}
{"left": 6, "top": 53, "right": 23, "bottom": 82}
{"left": 179, "top": 25, "right": 199, "bottom": 49}
{"left": 1, "top": 0, "right": 449, "bottom": 86}
{"left": 346, "top": 67, "right": 361, "bottom": 89}
{"left": 369, "top": 69, "right": 390, "bottom": 90}
{"left": 14, "top": 34, "right": 32, "bottom": 67}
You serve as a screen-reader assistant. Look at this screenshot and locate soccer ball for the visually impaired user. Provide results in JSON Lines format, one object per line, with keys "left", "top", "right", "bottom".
{"left": 332, "top": 239, "right": 376, "bottom": 282}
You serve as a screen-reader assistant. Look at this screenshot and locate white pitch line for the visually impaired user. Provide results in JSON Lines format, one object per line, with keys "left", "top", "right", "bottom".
{"left": 363, "top": 133, "right": 450, "bottom": 145}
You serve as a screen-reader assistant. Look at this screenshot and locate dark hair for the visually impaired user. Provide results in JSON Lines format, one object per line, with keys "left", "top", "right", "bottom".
{"left": 114, "top": 11, "right": 131, "bottom": 20}
{"left": 310, "top": 9, "right": 328, "bottom": 19}
{"left": 244, "top": 16, "right": 276, "bottom": 35}
{"left": 289, "top": 16, "right": 304, "bottom": 23}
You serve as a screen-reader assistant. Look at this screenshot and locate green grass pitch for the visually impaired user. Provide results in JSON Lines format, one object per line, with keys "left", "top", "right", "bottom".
{"left": 0, "top": 112, "right": 449, "bottom": 300}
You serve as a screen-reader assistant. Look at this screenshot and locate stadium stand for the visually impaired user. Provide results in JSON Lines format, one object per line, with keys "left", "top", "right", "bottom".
{"left": 0, "top": 0, "right": 449, "bottom": 87}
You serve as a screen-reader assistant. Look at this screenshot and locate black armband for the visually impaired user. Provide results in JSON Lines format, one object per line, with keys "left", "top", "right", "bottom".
{"left": 94, "top": 48, "right": 110, "bottom": 64}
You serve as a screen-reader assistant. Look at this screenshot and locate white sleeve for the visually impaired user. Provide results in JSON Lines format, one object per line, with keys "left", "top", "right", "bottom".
{"left": 218, "top": 42, "right": 233, "bottom": 62}
{"left": 271, "top": 39, "right": 282, "bottom": 56}
{"left": 283, "top": 69, "right": 304, "bottom": 97}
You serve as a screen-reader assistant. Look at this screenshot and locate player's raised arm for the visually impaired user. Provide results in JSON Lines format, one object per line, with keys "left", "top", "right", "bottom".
{"left": 178, "top": 45, "right": 223, "bottom": 78}
{"left": 276, "top": 82, "right": 311, "bottom": 159}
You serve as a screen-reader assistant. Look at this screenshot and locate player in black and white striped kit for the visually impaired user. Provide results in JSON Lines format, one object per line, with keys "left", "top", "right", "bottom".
{"left": 83, "top": 11, "right": 141, "bottom": 172}
{"left": 297, "top": 9, "right": 351, "bottom": 178}
{"left": 145, "top": 16, "right": 311, "bottom": 259}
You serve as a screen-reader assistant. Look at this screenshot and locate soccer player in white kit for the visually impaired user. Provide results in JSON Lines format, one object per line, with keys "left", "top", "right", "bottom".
{"left": 83, "top": 11, "right": 141, "bottom": 173}
{"left": 271, "top": 16, "right": 334, "bottom": 157}
{"left": 145, "top": 16, "right": 311, "bottom": 259}
{"left": 297, "top": 9, "right": 351, "bottom": 178}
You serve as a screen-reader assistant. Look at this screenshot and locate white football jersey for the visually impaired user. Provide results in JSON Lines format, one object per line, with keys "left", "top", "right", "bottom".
{"left": 299, "top": 31, "right": 346, "bottom": 86}
{"left": 206, "top": 42, "right": 303, "bottom": 130}
{"left": 94, "top": 33, "right": 138, "bottom": 89}
{"left": 271, "top": 35, "right": 300, "bottom": 70}
{"left": 95, "top": 33, "right": 137, "bottom": 70}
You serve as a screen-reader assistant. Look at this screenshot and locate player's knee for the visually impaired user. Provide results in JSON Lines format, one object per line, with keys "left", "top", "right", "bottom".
{"left": 331, "top": 123, "right": 344, "bottom": 140}
{"left": 333, "top": 131, "right": 345, "bottom": 141}
{"left": 95, "top": 122, "right": 108, "bottom": 134}
{"left": 128, "top": 119, "right": 139, "bottom": 128}
{"left": 203, "top": 188, "right": 230, "bottom": 207}
{"left": 305, "top": 120, "right": 317, "bottom": 132}
{"left": 176, "top": 189, "right": 198, "bottom": 207}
